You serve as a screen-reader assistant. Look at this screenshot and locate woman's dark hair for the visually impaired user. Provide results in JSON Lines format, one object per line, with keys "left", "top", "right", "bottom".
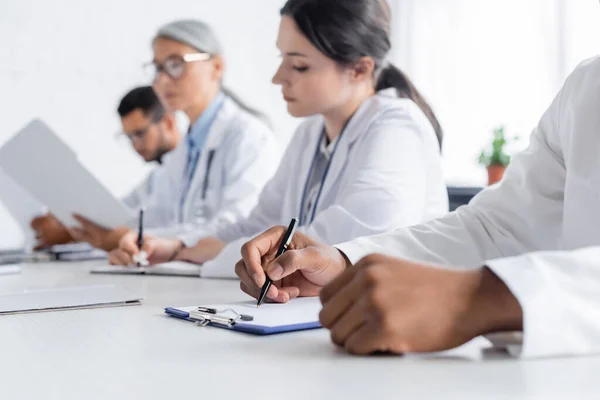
{"left": 280, "top": 0, "right": 443, "bottom": 148}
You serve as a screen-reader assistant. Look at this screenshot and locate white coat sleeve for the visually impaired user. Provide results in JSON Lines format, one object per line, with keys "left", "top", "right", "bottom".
{"left": 198, "top": 128, "right": 309, "bottom": 278}
{"left": 300, "top": 108, "right": 445, "bottom": 245}
{"left": 336, "top": 70, "right": 568, "bottom": 268}
{"left": 485, "top": 247, "right": 600, "bottom": 358}
{"left": 178, "top": 123, "right": 279, "bottom": 246}
{"left": 336, "top": 66, "right": 600, "bottom": 359}
{"left": 199, "top": 169, "right": 289, "bottom": 278}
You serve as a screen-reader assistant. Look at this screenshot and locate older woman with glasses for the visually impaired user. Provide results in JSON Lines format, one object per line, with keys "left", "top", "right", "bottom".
{"left": 35, "top": 19, "right": 277, "bottom": 254}
{"left": 130, "top": 19, "right": 277, "bottom": 241}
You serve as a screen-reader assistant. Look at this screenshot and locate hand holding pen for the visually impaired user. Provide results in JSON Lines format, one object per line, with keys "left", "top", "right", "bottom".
{"left": 234, "top": 219, "right": 349, "bottom": 304}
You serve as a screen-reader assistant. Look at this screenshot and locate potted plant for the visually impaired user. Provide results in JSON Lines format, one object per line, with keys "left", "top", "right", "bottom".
{"left": 479, "top": 126, "right": 518, "bottom": 186}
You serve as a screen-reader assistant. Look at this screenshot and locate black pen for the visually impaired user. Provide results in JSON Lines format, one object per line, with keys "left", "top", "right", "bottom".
{"left": 136, "top": 208, "right": 144, "bottom": 267}
{"left": 257, "top": 218, "right": 298, "bottom": 307}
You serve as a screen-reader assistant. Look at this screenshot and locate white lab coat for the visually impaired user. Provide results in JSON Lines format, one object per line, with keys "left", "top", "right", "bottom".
{"left": 124, "top": 95, "right": 278, "bottom": 238}
{"left": 336, "top": 56, "right": 600, "bottom": 359}
{"left": 194, "top": 88, "right": 449, "bottom": 277}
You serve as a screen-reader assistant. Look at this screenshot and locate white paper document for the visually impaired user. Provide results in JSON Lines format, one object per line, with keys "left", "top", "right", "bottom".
{"left": 0, "top": 119, "right": 133, "bottom": 229}
{"left": 90, "top": 261, "right": 201, "bottom": 277}
{"left": 0, "top": 284, "right": 142, "bottom": 314}
{"left": 179, "top": 297, "right": 322, "bottom": 328}
{"left": 0, "top": 264, "right": 21, "bottom": 276}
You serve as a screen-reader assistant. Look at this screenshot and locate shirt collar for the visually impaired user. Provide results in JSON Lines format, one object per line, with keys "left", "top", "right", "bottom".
{"left": 319, "top": 134, "right": 339, "bottom": 160}
{"left": 187, "top": 91, "right": 226, "bottom": 151}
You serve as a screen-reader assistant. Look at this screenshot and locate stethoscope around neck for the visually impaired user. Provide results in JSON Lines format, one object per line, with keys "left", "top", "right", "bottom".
{"left": 298, "top": 117, "right": 354, "bottom": 226}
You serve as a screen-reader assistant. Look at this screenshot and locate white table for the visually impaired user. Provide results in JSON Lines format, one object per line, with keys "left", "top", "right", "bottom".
{"left": 0, "top": 261, "right": 597, "bottom": 399}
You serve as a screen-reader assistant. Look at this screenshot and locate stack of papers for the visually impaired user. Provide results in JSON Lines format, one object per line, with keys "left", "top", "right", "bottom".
{"left": 0, "top": 248, "right": 26, "bottom": 265}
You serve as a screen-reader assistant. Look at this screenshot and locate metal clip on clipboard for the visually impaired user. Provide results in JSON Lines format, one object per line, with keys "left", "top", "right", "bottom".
{"left": 188, "top": 307, "right": 254, "bottom": 328}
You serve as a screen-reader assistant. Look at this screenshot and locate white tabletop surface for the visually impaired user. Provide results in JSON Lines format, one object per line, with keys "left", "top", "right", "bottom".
{"left": 0, "top": 260, "right": 597, "bottom": 399}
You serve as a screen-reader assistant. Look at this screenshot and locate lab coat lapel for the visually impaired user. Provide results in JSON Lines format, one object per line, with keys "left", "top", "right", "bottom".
{"left": 314, "top": 99, "right": 373, "bottom": 214}
{"left": 180, "top": 98, "right": 233, "bottom": 222}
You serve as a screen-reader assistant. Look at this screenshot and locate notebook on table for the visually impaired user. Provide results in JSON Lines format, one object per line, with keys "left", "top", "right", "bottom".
{"left": 0, "top": 284, "right": 142, "bottom": 315}
{"left": 90, "top": 261, "right": 201, "bottom": 277}
{"left": 45, "top": 243, "right": 108, "bottom": 261}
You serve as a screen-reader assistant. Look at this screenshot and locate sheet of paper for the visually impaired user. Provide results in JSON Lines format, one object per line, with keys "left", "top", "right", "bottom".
{"left": 181, "top": 297, "right": 322, "bottom": 327}
{"left": 0, "top": 264, "right": 21, "bottom": 276}
{"left": 90, "top": 261, "right": 201, "bottom": 277}
{"left": 0, "top": 119, "right": 133, "bottom": 229}
{"left": 0, "top": 284, "right": 142, "bottom": 314}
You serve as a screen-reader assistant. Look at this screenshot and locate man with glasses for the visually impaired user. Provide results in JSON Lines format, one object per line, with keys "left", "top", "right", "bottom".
{"left": 117, "top": 86, "right": 180, "bottom": 164}
{"left": 31, "top": 86, "right": 181, "bottom": 250}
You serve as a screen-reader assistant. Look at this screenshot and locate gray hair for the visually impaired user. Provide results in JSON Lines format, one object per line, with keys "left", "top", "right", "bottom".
{"left": 154, "top": 19, "right": 271, "bottom": 128}
{"left": 155, "top": 19, "right": 222, "bottom": 55}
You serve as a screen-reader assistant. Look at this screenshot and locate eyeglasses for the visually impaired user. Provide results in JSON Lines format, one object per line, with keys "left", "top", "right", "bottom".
{"left": 116, "top": 111, "right": 166, "bottom": 144}
{"left": 119, "top": 123, "right": 154, "bottom": 144}
{"left": 144, "top": 53, "right": 212, "bottom": 81}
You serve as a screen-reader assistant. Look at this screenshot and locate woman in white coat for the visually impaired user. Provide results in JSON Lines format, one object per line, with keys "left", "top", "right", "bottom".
{"left": 139, "top": 19, "right": 277, "bottom": 235}
{"left": 109, "top": 0, "right": 449, "bottom": 274}
{"left": 65, "top": 20, "right": 278, "bottom": 250}
{"left": 236, "top": 56, "right": 600, "bottom": 358}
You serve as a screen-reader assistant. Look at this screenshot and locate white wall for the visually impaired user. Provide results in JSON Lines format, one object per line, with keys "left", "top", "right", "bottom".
{"left": 566, "top": 0, "right": 600, "bottom": 72}
{"left": 0, "top": 0, "right": 297, "bottom": 247}
{"left": 389, "top": 0, "right": 565, "bottom": 185}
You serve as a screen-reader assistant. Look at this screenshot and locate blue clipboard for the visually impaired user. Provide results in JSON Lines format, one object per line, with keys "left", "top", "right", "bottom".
{"left": 164, "top": 305, "right": 322, "bottom": 335}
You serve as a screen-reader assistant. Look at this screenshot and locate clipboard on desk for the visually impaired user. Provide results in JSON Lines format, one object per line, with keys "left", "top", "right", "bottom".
{"left": 165, "top": 297, "right": 322, "bottom": 335}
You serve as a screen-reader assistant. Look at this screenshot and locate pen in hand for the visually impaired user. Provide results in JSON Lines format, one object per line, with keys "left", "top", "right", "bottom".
{"left": 257, "top": 218, "right": 298, "bottom": 307}
{"left": 135, "top": 208, "right": 144, "bottom": 267}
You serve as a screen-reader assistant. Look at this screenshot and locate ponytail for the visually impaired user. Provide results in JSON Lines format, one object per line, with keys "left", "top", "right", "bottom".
{"left": 221, "top": 87, "right": 272, "bottom": 129}
{"left": 376, "top": 64, "right": 443, "bottom": 149}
